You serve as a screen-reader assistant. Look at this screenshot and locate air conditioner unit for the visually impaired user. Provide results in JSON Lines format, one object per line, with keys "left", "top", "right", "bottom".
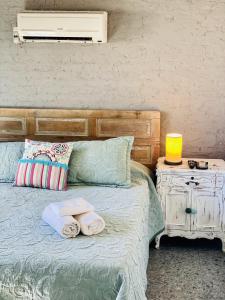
{"left": 13, "top": 11, "right": 108, "bottom": 44}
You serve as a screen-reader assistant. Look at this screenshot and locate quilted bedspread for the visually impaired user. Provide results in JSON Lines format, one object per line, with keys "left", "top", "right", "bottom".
{"left": 0, "top": 162, "right": 164, "bottom": 300}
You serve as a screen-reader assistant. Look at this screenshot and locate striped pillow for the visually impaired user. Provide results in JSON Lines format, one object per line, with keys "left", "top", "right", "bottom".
{"left": 15, "top": 160, "right": 68, "bottom": 191}
{"left": 14, "top": 140, "right": 73, "bottom": 191}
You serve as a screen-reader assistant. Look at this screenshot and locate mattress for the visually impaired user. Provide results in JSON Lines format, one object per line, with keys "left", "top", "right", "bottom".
{"left": 0, "top": 162, "right": 164, "bottom": 300}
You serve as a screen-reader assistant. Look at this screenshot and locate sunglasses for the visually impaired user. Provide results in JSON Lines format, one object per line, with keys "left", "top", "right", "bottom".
{"left": 188, "top": 160, "right": 208, "bottom": 170}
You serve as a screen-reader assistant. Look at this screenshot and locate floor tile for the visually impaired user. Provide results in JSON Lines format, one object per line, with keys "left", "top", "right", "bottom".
{"left": 147, "top": 237, "right": 225, "bottom": 300}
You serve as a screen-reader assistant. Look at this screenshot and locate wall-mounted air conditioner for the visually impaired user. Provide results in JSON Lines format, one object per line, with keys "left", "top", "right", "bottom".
{"left": 13, "top": 11, "right": 108, "bottom": 44}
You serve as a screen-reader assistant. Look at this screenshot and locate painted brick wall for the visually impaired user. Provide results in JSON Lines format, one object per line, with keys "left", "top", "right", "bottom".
{"left": 1, "top": 0, "right": 225, "bottom": 157}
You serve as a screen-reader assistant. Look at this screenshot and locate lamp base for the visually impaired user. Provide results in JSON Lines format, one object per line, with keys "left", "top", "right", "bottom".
{"left": 164, "top": 159, "right": 182, "bottom": 166}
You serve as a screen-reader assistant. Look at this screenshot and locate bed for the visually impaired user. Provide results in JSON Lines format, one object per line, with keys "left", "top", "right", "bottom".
{"left": 0, "top": 108, "right": 164, "bottom": 300}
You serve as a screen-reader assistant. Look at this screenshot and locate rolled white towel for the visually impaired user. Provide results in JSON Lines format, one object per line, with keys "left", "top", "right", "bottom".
{"left": 75, "top": 211, "right": 105, "bottom": 236}
{"left": 49, "top": 197, "right": 94, "bottom": 216}
{"left": 42, "top": 205, "right": 80, "bottom": 238}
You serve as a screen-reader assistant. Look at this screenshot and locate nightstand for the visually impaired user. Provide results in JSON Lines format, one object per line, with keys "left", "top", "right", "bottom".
{"left": 155, "top": 157, "right": 225, "bottom": 252}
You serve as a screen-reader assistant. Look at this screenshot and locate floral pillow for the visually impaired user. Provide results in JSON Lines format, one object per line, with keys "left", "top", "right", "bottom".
{"left": 15, "top": 139, "right": 73, "bottom": 191}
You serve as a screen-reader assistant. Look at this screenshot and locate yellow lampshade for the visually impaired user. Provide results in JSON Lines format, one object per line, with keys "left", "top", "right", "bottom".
{"left": 165, "top": 133, "right": 183, "bottom": 165}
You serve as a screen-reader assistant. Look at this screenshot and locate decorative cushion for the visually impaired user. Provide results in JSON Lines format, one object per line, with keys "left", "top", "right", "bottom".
{"left": 68, "top": 136, "right": 134, "bottom": 187}
{"left": 0, "top": 142, "right": 24, "bottom": 183}
{"left": 15, "top": 140, "right": 73, "bottom": 191}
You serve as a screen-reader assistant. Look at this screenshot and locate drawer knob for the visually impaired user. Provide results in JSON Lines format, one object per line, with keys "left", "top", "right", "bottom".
{"left": 185, "top": 181, "right": 199, "bottom": 186}
{"left": 185, "top": 208, "right": 197, "bottom": 214}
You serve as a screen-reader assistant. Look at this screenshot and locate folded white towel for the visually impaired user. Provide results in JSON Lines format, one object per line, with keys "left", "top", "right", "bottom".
{"left": 75, "top": 211, "right": 105, "bottom": 236}
{"left": 49, "top": 198, "right": 94, "bottom": 217}
{"left": 42, "top": 205, "right": 80, "bottom": 238}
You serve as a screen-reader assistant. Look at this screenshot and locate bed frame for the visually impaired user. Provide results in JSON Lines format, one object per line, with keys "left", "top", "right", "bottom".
{"left": 0, "top": 108, "right": 160, "bottom": 169}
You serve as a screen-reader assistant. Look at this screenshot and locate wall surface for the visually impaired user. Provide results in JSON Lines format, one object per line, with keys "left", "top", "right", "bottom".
{"left": 1, "top": 0, "right": 225, "bottom": 157}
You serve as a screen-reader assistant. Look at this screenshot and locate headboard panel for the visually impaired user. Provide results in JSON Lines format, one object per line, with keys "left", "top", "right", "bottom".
{"left": 0, "top": 108, "right": 160, "bottom": 169}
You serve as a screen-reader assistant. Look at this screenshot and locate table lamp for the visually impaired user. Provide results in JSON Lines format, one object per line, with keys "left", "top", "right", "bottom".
{"left": 164, "top": 133, "right": 183, "bottom": 165}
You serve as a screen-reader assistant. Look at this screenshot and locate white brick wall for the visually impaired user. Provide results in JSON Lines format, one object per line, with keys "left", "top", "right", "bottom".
{"left": 1, "top": 0, "right": 225, "bottom": 157}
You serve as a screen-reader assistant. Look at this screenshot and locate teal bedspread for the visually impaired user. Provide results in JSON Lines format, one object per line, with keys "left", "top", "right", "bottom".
{"left": 0, "top": 162, "right": 164, "bottom": 300}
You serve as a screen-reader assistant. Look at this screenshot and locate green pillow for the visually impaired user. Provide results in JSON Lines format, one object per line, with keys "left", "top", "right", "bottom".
{"left": 68, "top": 136, "right": 134, "bottom": 187}
{"left": 0, "top": 142, "right": 24, "bottom": 183}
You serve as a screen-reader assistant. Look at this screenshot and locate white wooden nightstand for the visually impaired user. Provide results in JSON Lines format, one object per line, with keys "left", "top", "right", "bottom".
{"left": 156, "top": 157, "right": 225, "bottom": 252}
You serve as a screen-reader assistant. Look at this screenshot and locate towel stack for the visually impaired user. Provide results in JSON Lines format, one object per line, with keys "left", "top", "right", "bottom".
{"left": 42, "top": 198, "right": 105, "bottom": 238}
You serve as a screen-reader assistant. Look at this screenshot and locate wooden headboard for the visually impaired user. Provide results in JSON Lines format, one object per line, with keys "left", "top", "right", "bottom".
{"left": 0, "top": 108, "right": 160, "bottom": 169}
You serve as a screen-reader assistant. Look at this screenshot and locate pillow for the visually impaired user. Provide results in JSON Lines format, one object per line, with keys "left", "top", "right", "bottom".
{"left": 68, "top": 136, "right": 134, "bottom": 187}
{"left": 15, "top": 139, "right": 73, "bottom": 191}
{"left": 0, "top": 142, "right": 24, "bottom": 183}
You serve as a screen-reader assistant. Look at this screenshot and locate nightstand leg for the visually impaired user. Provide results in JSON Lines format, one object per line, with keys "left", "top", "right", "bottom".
{"left": 222, "top": 240, "right": 225, "bottom": 253}
{"left": 155, "top": 233, "right": 164, "bottom": 249}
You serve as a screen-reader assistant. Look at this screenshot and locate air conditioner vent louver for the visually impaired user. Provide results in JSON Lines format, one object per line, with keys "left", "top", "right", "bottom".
{"left": 13, "top": 11, "right": 107, "bottom": 44}
{"left": 23, "top": 36, "right": 93, "bottom": 41}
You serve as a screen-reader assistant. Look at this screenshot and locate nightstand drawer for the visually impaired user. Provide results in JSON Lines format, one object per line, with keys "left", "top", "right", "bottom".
{"left": 170, "top": 175, "right": 215, "bottom": 188}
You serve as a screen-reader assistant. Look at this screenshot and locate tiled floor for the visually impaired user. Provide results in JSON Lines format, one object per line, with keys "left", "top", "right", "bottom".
{"left": 146, "top": 237, "right": 225, "bottom": 300}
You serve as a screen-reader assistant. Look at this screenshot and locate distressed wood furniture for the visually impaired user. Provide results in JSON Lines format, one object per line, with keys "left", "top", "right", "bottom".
{"left": 0, "top": 108, "right": 160, "bottom": 169}
{"left": 156, "top": 157, "right": 225, "bottom": 252}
